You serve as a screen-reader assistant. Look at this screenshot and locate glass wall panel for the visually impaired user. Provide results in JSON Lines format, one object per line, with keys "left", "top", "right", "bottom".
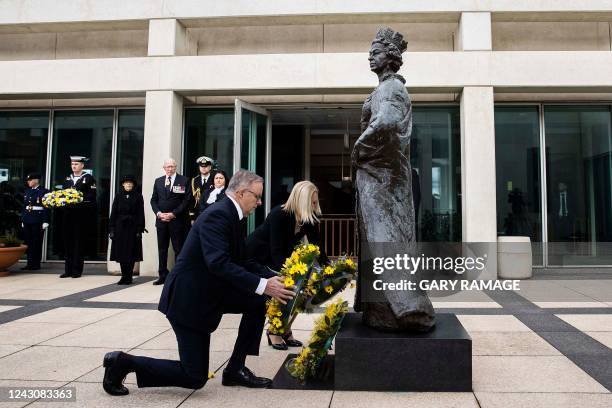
{"left": 411, "top": 106, "right": 462, "bottom": 242}
{"left": 48, "top": 110, "right": 114, "bottom": 261}
{"left": 545, "top": 105, "right": 612, "bottom": 265}
{"left": 494, "top": 106, "right": 543, "bottom": 265}
{"left": 240, "top": 109, "right": 267, "bottom": 231}
{"left": 183, "top": 109, "right": 234, "bottom": 178}
{"left": 116, "top": 109, "right": 145, "bottom": 192}
{"left": 0, "top": 111, "right": 49, "bottom": 236}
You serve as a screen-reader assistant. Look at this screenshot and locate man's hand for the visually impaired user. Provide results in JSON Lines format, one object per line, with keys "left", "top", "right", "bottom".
{"left": 263, "top": 276, "right": 295, "bottom": 305}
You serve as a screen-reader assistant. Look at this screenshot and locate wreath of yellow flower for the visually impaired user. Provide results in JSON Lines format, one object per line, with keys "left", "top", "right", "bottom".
{"left": 286, "top": 298, "right": 349, "bottom": 382}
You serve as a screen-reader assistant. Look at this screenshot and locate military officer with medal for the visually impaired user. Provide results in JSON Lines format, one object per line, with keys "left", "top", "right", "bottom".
{"left": 150, "top": 158, "right": 191, "bottom": 285}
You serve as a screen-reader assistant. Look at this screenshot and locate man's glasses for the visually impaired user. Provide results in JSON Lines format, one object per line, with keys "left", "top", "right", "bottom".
{"left": 244, "top": 189, "right": 262, "bottom": 201}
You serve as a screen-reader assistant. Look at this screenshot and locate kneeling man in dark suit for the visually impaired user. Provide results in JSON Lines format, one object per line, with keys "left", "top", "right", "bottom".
{"left": 102, "top": 170, "right": 294, "bottom": 395}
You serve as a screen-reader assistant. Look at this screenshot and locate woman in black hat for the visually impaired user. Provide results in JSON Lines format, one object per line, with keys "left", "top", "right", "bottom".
{"left": 109, "top": 175, "right": 145, "bottom": 284}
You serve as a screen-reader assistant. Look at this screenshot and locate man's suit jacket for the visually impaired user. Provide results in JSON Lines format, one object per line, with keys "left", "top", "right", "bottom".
{"left": 158, "top": 196, "right": 276, "bottom": 332}
{"left": 150, "top": 174, "right": 191, "bottom": 226}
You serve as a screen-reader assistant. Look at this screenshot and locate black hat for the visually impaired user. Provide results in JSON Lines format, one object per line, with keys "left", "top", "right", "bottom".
{"left": 120, "top": 175, "right": 138, "bottom": 185}
{"left": 26, "top": 172, "right": 41, "bottom": 181}
{"left": 70, "top": 155, "right": 89, "bottom": 163}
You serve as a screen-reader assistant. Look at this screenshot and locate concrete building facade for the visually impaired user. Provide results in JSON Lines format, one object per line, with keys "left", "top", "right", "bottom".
{"left": 1, "top": 1, "right": 611, "bottom": 275}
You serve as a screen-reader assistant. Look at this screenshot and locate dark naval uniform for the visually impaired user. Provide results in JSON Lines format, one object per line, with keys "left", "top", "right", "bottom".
{"left": 21, "top": 184, "right": 49, "bottom": 270}
{"left": 61, "top": 172, "right": 97, "bottom": 278}
{"left": 188, "top": 173, "right": 214, "bottom": 223}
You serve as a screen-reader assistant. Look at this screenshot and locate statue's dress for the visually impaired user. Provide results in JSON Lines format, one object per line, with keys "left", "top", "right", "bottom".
{"left": 354, "top": 73, "right": 435, "bottom": 331}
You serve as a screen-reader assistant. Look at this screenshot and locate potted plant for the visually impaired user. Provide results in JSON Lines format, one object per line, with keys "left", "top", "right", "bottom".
{"left": 0, "top": 231, "right": 27, "bottom": 276}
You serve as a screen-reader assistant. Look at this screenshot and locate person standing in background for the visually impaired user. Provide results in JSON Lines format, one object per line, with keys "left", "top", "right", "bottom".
{"left": 60, "top": 156, "right": 96, "bottom": 279}
{"left": 21, "top": 172, "right": 49, "bottom": 270}
{"left": 109, "top": 175, "right": 145, "bottom": 285}
{"left": 188, "top": 156, "right": 216, "bottom": 224}
{"left": 150, "top": 158, "right": 190, "bottom": 285}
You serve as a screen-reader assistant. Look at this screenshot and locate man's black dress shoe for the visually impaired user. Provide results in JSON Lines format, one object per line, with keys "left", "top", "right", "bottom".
{"left": 72, "top": 274, "right": 82, "bottom": 278}
{"left": 59, "top": 273, "right": 71, "bottom": 278}
{"left": 222, "top": 367, "right": 272, "bottom": 388}
{"left": 152, "top": 278, "right": 165, "bottom": 285}
{"left": 20, "top": 265, "right": 32, "bottom": 270}
{"left": 29, "top": 266, "right": 41, "bottom": 271}
{"left": 102, "top": 351, "right": 131, "bottom": 396}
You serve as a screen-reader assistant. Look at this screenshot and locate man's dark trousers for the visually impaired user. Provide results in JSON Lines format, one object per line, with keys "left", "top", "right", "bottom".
{"left": 22, "top": 223, "right": 43, "bottom": 268}
{"left": 131, "top": 287, "right": 266, "bottom": 389}
{"left": 156, "top": 219, "right": 184, "bottom": 279}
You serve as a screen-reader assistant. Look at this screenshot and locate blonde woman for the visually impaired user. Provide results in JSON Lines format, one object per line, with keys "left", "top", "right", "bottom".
{"left": 246, "top": 181, "right": 328, "bottom": 350}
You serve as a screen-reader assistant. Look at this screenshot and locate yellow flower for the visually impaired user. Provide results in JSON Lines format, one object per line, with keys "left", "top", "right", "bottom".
{"left": 284, "top": 277, "right": 295, "bottom": 287}
{"left": 311, "top": 272, "right": 318, "bottom": 281}
{"left": 324, "top": 266, "right": 334, "bottom": 275}
{"left": 346, "top": 259, "right": 355, "bottom": 268}
{"left": 324, "top": 285, "right": 333, "bottom": 294}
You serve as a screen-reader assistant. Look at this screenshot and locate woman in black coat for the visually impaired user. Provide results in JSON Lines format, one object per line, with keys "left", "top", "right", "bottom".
{"left": 199, "top": 170, "right": 228, "bottom": 214}
{"left": 109, "top": 175, "right": 145, "bottom": 285}
{"left": 246, "top": 180, "right": 328, "bottom": 350}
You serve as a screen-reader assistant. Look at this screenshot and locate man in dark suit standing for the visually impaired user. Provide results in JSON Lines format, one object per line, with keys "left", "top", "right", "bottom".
{"left": 102, "top": 170, "right": 294, "bottom": 395}
{"left": 150, "top": 158, "right": 191, "bottom": 285}
{"left": 21, "top": 172, "right": 49, "bottom": 270}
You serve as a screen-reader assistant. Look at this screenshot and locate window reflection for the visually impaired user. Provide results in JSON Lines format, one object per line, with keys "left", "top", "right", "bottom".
{"left": 494, "top": 106, "right": 543, "bottom": 265}
{"left": 0, "top": 111, "right": 49, "bottom": 237}
{"left": 545, "top": 106, "right": 612, "bottom": 265}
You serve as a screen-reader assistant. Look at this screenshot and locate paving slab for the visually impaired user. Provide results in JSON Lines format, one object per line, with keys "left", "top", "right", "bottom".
{"left": 584, "top": 331, "right": 612, "bottom": 349}
{"left": 0, "top": 379, "right": 68, "bottom": 408}
{"left": 28, "top": 381, "right": 191, "bottom": 408}
{"left": 182, "top": 381, "right": 332, "bottom": 408}
{"left": 475, "top": 392, "right": 612, "bottom": 408}
{"left": 13, "top": 307, "right": 126, "bottom": 325}
{"left": 457, "top": 315, "right": 531, "bottom": 332}
{"left": 473, "top": 355, "right": 609, "bottom": 393}
{"left": 556, "top": 314, "right": 612, "bottom": 332}
{"left": 40, "top": 321, "right": 168, "bottom": 349}
{"left": 0, "top": 344, "right": 29, "bottom": 359}
{"left": 331, "top": 391, "right": 479, "bottom": 408}
{"left": 0, "top": 346, "right": 122, "bottom": 382}
{"left": 0, "top": 322, "right": 84, "bottom": 346}
{"left": 471, "top": 331, "right": 561, "bottom": 356}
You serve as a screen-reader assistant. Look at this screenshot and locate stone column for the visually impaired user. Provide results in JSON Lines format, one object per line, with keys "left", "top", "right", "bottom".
{"left": 133, "top": 18, "right": 191, "bottom": 276}
{"left": 147, "top": 19, "right": 195, "bottom": 56}
{"left": 460, "top": 87, "right": 497, "bottom": 279}
{"left": 455, "top": 12, "right": 492, "bottom": 51}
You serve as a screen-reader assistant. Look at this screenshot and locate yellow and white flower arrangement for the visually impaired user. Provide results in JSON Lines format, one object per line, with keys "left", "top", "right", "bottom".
{"left": 265, "top": 243, "right": 321, "bottom": 335}
{"left": 42, "top": 188, "right": 83, "bottom": 208}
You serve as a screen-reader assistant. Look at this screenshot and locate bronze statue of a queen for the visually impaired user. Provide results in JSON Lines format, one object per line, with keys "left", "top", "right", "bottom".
{"left": 353, "top": 27, "right": 435, "bottom": 332}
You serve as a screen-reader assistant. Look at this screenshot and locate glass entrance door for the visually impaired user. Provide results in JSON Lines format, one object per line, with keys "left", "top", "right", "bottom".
{"left": 233, "top": 99, "right": 271, "bottom": 233}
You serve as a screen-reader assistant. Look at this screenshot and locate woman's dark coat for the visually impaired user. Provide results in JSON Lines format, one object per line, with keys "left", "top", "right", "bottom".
{"left": 109, "top": 188, "right": 145, "bottom": 263}
{"left": 199, "top": 187, "right": 226, "bottom": 214}
{"left": 246, "top": 205, "right": 328, "bottom": 271}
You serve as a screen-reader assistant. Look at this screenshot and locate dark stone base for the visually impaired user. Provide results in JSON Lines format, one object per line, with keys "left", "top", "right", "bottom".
{"left": 335, "top": 313, "right": 472, "bottom": 391}
{"left": 271, "top": 354, "right": 335, "bottom": 390}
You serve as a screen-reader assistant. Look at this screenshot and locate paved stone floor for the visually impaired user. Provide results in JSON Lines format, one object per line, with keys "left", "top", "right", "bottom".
{"left": 0, "top": 265, "right": 611, "bottom": 407}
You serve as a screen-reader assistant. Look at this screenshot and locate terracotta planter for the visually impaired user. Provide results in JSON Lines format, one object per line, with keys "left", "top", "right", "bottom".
{"left": 0, "top": 245, "right": 27, "bottom": 276}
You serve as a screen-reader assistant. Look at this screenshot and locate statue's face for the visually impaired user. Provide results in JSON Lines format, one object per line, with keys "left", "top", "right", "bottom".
{"left": 368, "top": 42, "right": 388, "bottom": 73}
